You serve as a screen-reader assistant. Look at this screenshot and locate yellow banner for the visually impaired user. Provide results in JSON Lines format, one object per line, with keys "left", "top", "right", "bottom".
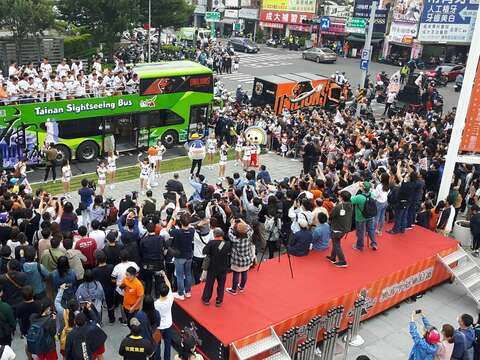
{"left": 262, "top": 0, "right": 288, "bottom": 11}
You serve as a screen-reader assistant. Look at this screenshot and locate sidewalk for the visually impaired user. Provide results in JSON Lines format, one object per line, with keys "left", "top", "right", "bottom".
{"left": 63, "top": 153, "right": 302, "bottom": 204}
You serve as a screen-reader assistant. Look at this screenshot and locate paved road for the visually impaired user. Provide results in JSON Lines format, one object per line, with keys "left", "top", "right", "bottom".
{"left": 27, "top": 46, "right": 460, "bottom": 183}
{"left": 13, "top": 153, "right": 478, "bottom": 359}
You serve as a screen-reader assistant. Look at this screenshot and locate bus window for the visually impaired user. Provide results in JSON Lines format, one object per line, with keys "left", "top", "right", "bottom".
{"left": 49, "top": 118, "right": 103, "bottom": 139}
{"left": 138, "top": 110, "right": 184, "bottom": 128}
{"left": 189, "top": 105, "right": 208, "bottom": 139}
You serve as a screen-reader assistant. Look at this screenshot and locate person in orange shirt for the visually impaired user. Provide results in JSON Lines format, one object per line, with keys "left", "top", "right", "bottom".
{"left": 120, "top": 266, "right": 144, "bottom": 324}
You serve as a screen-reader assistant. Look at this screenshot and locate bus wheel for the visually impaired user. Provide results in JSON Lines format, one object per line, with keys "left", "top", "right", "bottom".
{"left": 54, "top": 145, "right": 71, "bottom": 163}
{"left": 161, "top": 131, "right": 178, "bottom": 149}
{"left": 76, "top": 141, "right": 99, "bottom": 162}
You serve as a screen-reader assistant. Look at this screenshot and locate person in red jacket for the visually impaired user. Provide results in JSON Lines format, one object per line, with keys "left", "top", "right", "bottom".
{"left": 74, "top": 226, "right": 97, "bottom": 269}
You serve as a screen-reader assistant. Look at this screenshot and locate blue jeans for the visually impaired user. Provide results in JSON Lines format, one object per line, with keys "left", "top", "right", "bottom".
{"left": 375, "top": 201, "right": 388, "bottom": 232}
{"left": 232, "top": 271, "right": 248, "bottom": 291}
{"left": 355, "top": 218, "right": 377, "bottom": 249}
{"left": 156, "top": 326, "right": 172, "bottom": 360}
{"left": 392, "top": 207, "right": 408, "bottom": 233}
{"left": 174, "top": 258, "right": 192, "bottom": 296}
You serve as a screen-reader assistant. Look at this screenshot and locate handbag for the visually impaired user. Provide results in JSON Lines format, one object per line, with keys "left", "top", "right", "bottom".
{"left": 152, "top": 328, "right": 162, "bottom": 345}
{"left": 201, "top": 256, "right": 210, "bottom": 271}
{"left": 167, "top": 246, "right": 180, "bottom": 258}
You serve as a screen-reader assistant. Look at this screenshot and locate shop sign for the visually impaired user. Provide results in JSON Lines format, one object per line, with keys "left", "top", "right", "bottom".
{"left": 353, "top": 0, "right": 389, "bottom": 32}
{"left": 259, "top": 10, "right": 315, "bottom": 24}
{"left": 239, "top": 8, "right": 259, "bottom": 19}
{"left": 259, "top": 21, "right": 284, "bottom": 28}
{"left": 418, "top": 0, "right": 478, "bottom": 43}
{"left": 262, "top": 0, "right": 316, "bottom": 13}
{"left": 460, "top": 60, "right": 480, "bottom": 152}
{"left": 392, "top": 0, "right": 424, "bottom": 23}
{"left": 205, "top": 11, "right": 221, "bottom": 22}
{"left": 194, "top": 0, "right": 207, "bottom": 14}
{"left": 240, "top": 0, "right": 251, "bottom": 6}
{"left": 320, "top": 18, "right": 346, "bottom": 34}
{"left": 389, "top": 21, "right": 418, "bottom": 43}
{"left": 224, "top": 9, "right": 239, "bottom": 18}
{"left": 289, "top": 24, "right": 312, "bottom": 31}
{"left": 345, "top": 17, "right": 367, "bottom": 33}
{"left": 225, "top": 0, "right": 239, "bottom": 7}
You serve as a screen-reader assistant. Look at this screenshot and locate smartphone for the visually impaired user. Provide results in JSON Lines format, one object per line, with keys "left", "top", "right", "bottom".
{"left": 415, "top": 309, "right": 422, "bottom": 314}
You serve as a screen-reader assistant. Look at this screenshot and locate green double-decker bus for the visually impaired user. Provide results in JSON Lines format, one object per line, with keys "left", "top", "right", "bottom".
{"left": 0, "top": 61, "right": 213, "bottom": 166}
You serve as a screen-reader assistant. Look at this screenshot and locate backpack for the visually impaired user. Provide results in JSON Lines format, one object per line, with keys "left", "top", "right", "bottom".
{"left": 61, "top": 285, "right": 76, "bottom": 308}
{"left": 361, "top": 193, "right": 377, "bottom": 219}
{"left": 26, "top": 317, "right": 54, "bottom": 355}
{"left": 200, "top": 183, "right": 211, "bottom": 201}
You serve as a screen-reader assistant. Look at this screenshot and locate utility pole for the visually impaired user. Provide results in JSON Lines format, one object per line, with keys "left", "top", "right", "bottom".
{"left": 148, "top": 0, "right": 152, "bottom": 62}
{"left": 356, "top": 0, "right": 377, "bottom": 118}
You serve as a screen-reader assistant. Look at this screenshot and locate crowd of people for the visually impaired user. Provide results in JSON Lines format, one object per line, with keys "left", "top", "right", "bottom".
{"left": 0, "top": 53, "right": 480, "bottom": 359}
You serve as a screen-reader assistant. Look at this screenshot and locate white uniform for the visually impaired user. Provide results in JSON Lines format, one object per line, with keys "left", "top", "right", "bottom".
{"left": 140, "top": 162, "right": 151, "bottom": 180}
{"left": 219, "top": 144, "right": 228, "bottom": 166}
{"left": 156, "top": 144, "right": 166, "bottom": 161}
{"left": 235, "top": 137, "right": 243, "bottom": 152}
{"left": 107, "top": 155, "right": 117, "bottom": 172}
{"left": 62, "top": 165, "right": 71, "bottom": 183}
{"left": 206, "top": 138, "right": 217, "bottom": 154}
{"left": 97, "top": 166, "right": 107, "bottom": 185}
{"left": 242, "top": 145, "right": 251, "bottom": 161}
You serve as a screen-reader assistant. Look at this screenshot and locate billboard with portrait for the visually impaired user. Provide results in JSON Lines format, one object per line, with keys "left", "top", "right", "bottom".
{"left": 392, "top": 0, "right": 423, "bottom": 23}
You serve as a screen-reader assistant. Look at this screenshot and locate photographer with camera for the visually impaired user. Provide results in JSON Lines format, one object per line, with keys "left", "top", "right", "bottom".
{"left": 139, "top": 220, "right": 166, "bottom": 298}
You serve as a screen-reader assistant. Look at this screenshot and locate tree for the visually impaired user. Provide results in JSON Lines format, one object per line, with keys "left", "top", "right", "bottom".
{"left": 140, "top": 0, "right": 194, "bottom": 55}
{"left": 0, "top": 0, "right": 55, "bottom": 62}
{"left": 56, "top": 0, "right": 141, "bottom": 55}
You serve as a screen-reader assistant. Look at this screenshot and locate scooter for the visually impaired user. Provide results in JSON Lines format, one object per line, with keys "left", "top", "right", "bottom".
{"left": 266, "top": 38, "right": 279, "bottom": 48}
{"left": 454, "top": 76, "right": 463, "bottom": 92}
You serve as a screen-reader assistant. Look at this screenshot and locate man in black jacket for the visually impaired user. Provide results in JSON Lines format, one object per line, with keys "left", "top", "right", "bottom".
{"left": 327, "top": 191, "right": 353, "bottom": 267}
{"left": 471, "top": 205, "right": 480, "bottom": 257}
{"left": 387, "top": 172, "right": 412, "bottom": 235}
{"left": 302, "top": 136, "right": 316, "bottom": 174}
{"left": 201, "top": 228, "right": 232, "bottom": 307}
{"left": 139, "top": 222, "right": 166, "bottom": 298}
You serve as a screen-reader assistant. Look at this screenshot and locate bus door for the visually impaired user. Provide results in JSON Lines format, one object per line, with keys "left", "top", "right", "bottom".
{"left": 188, "top": 105, "right": 209, "bottom": 139}
{"left": 104, "top": 114, "right": 139, "bottom": 151}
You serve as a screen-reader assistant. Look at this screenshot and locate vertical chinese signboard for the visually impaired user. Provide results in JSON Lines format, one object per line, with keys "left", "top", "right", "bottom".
{"left": 418, "top": 0, "right": 478, "bottom": 43}
{"left": 460, "top": 60, "right": 480, "bottom": 152}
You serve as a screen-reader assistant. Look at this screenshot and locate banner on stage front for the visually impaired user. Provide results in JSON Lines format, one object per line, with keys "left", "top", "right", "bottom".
{"left": 460, "top": 60, "right": 480, "bottom": 152}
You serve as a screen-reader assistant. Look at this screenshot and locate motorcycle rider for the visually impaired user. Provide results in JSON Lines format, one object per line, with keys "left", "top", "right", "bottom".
{"left": 435, "top": 67, "right": 444, "bottom": 84}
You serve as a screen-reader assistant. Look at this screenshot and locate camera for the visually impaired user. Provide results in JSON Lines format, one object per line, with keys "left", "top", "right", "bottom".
{"left": 87, "top": 180, "right": 96, "bottom": 192}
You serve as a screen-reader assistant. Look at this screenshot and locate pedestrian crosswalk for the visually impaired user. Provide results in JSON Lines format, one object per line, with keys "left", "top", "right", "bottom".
{"left": 215, "top": 72, "right": 254, "bottom": 84}
{"left": 236, "top": 51, "right": 301, "bottom": 69}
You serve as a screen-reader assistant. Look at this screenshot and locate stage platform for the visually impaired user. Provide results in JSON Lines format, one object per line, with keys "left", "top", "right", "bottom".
{"left": 172, "top": 227, "right": 458, "bottom": 359}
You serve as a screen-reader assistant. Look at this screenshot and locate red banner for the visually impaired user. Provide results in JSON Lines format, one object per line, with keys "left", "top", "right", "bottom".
{"left": 460, "top": 60, "right": 480, "bottom": 152}
{"left": 259, "top": 10, "right": 315, "bottom": 24}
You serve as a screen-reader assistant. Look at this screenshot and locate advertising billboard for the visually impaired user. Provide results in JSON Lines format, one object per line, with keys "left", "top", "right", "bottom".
{"left": 353, "top": 0, "right": 390, "bottom": 32}
{"left": 392, "top": 0, "right": 423, "bottom": 23}
{"left": 262, "top": 0, "right": 317, "bottom": 13}
{"left": 418, "top": 0, "right": 478, "bottom": 43}
{"left": 460, "top": 60, "right": 480, "bottom": 152}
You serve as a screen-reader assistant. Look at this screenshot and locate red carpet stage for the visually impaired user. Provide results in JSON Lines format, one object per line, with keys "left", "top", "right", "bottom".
{"left": 172, "top": 227, "right": 458, "bottom": 359}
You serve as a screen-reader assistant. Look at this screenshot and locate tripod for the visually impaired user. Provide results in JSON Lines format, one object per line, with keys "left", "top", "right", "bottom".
{"left": 257, "top": 229, "right": 294, "bottom": 279}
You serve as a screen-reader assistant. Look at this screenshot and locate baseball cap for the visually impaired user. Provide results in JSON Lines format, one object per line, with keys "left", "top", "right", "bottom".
{"left": 130, "top": 317, "right": 141, "bottom": 327}
{"left": 425, "top": 328, "right": 440, "bottom": 344}
{"left": 362, "top": 181, "right": 371, "bottom": 191}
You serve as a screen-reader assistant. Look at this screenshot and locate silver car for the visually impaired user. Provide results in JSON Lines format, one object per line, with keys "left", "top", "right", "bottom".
{"left": 302, "top": 47, "right": 337, "bottom": 63}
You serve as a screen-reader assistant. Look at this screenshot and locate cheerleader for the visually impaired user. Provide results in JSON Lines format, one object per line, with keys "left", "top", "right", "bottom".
{"left": 138, "top": 155, "right": 151, "bottom": 195}
{"left": 235, "top": 135, "right": 244, "bottom": 166}
{"left": 250, "top": 143, "right": 259, "bottom": 167}
{"left": 155, "top": 140, "right": 167, "bottom": 176}
{"left": 218, "top": 140, "right": 229, "bottom": 180}
{"left": 96, "top": 160, "right": 108, "bottom": 196}
{"left": 280, "top": 134, "right": 289, "bottom": 157}
{"left": 107, "top": 151, "right": 118, "bottom": 189}
{"left": 147, "top": 145, "right": 159, "bottom": 186}
{"left": 242, "top": 141, "right": 251, "bottom": 170}
{"left": 206, "top": 133, "right": 217, "bottom": 168}
{"left": 61, "top": 159, "right": 72, "bottom": 198}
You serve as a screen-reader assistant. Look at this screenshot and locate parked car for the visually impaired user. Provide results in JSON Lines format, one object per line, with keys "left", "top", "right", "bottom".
{"left": 302, "top": 47, "right": 337, "bottom": 63}
{"left": 425, "top": 64, "right": 465, "bottom": 82}
{"left": 228, "top": 37, "right": 259, "bottom": 53}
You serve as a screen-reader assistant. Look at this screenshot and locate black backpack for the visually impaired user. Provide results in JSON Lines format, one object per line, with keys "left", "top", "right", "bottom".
{"left": 200, "top": 183, "right": 211, "bottom": 201}
{"left": 26, "top": 316, "right": 54, "bottom": 355}
{"left": 361, "top": 193, "right": 378, "bottom": 219}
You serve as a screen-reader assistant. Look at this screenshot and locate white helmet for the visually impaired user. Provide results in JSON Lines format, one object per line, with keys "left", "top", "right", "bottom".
{"left": 237, "top": 84, "right": 242, "bottom": 88}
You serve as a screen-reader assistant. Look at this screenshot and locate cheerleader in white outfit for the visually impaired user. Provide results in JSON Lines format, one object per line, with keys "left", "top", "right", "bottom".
{"left": 235, "top": 135, "right": 244, "bottom": 166}
{"left": 155, "top": 140, "right": 167, "bottom": 176}
{"left": 107, "top": 151, "right": 119, "bottom": 189}
{"left": 242, "top": 141, "right": 251, "bottom": 170}
{"left": 96, "top": 161, "right": 108, "bottom": 196}
{"left": 280, "top": 134, "right": 288, "bottom": 157}
{"left": 218, "top": 141, "right": 229, "bottom": 180}
{"left": 61, "top": 159, "right": 72, "bottom": 198}
{"left": 138, "top": 155, "right": 151, "bottom": 194}
{"left": 206, "top": 134, "right": 217, "bottom": 168}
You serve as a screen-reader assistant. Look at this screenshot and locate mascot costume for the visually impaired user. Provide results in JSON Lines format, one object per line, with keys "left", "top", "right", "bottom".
{"left": 187, "top": 133, "right": 206, "bottom": 176}
{"left": 244, "top": 126, "right": 267, "bottom": 167}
